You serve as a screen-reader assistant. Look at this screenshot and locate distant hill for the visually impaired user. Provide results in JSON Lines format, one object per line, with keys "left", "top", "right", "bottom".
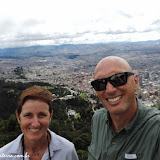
{"left": 0, "top": 41, "right": 160, "bottom": 59}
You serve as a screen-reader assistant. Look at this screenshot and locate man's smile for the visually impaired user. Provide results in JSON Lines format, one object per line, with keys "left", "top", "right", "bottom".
{"left": 107, "top": 95, "right": 121, "bottom": 102}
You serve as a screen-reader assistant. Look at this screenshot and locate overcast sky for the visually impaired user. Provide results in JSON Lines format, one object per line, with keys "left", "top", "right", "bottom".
{"left": 0, "top": 0, "right": 160, "bottom": 48}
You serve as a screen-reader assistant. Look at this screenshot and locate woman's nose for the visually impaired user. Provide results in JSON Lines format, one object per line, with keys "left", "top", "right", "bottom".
{"left": 31, "top": 117, "right": 40, "bottom": 128}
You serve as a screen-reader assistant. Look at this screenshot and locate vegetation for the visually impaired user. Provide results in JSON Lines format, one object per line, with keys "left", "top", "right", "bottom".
{"left": 0, "top": 79, "right": 94, "bottom": 159}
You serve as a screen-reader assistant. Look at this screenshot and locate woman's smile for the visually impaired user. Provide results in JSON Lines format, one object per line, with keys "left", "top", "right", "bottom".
{"left": 29, "top": 128, "right": 40, "bottom": 132}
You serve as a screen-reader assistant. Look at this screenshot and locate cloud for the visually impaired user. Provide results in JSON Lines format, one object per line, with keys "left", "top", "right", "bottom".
{"left": 0, "top": 0, "right": 160, "bottom": 48}
{"left": 0, "top": 19, "right": 15, "bottom": 34}
{"left": 117, "top": 10, "right": 133, "bottom": 19}
{"left": 22, "top": 19, "right": 45, "bottom": 27}
{"left": 152, "top": 19, "right": 160, "bottom": 25}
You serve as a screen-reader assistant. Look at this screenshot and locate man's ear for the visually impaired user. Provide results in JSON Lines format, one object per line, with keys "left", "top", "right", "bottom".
{"left": 134, "top": 74, "right": 139, "bottom": 91}
{"left": 16, "top": 111, "right": 21, "bottom": 124}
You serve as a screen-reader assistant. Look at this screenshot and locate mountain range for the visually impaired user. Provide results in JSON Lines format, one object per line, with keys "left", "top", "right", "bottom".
{"left": 0, "top": 41, "right": 160, "bottom": 71}
{"left": 0, "top": 40, "right": 160, "bottom": 59}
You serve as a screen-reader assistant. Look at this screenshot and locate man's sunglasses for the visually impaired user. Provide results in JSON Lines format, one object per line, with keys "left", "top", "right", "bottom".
{"left": 91, "top": 72, "right": 134, "bottom": 91}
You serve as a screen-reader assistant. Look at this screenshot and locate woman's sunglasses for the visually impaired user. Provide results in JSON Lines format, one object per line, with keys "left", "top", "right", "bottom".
{"left": 91, "top": 72, "right": 134, "bottom": 91}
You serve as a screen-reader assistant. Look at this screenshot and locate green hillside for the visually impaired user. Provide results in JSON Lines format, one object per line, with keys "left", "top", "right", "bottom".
{"left": 0, "top": 80, "right": 94, "bottom": 160}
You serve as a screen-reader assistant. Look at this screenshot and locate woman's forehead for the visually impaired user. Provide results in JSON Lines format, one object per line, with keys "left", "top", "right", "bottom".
{"left": 21, "top": 99, "right": 49, "bottom": 112}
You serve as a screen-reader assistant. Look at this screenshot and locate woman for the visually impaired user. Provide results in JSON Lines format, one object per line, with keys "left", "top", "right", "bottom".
{"left": 0, "top": 86, "right": 79, "bottom": 160}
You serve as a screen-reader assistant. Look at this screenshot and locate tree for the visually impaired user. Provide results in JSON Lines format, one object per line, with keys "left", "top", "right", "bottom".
{"left": 6, "top": 114, "right": 17, "bottom": 132}
{"left": 77, "top": 150, "right": 88, "bottom": 160}
{"left": 49, "top": 120, "right": 61, "bottom": 135}
{"left": 74, "top": 133, "right": 91, "bottom": 150}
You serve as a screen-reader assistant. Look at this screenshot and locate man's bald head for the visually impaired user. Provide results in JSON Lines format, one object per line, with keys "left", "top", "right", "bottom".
{"left": 94, "top": 56, "right": 133, "bottom": 79}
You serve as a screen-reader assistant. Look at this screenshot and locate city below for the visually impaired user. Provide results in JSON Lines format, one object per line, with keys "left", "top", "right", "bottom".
{"left": 0, "top": 42, "right": 160, "bottom": 108}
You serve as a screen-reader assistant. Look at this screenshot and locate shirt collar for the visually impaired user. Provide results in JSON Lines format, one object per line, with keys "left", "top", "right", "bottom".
{"left": 9, "top": 129, "right": 62, "bottom": 156}
{"left": 106, "top": 111, "right": 112, "bottom": 126}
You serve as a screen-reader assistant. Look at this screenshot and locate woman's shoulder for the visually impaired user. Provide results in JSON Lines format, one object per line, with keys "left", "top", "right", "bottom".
{"left": 0, "top": 134, "right": 23, "bottom": 154}
{"left": 49, "top": 130, "right": 74, "bottom": 149}
{"left": 48, "top": 130, "right": 79, "bottom": 159}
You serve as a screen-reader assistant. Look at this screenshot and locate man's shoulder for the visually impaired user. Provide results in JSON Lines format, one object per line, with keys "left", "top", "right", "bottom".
{"left": 140, "top": 105, "right": 160, "bottom": 119}
{"left": 138, "top": 103, "right": 160, "bottom": 129}
{"left": 94, "top": 107, "right": 107, "bottom": 114}
{"left": 146, "top": 107, "right": 160, "bottom": 123}
{"left": 138, "top": 99, "right": 160, "bottom": 117}
{"left": 93, "top": 108, "right": 107, "bottom": 120}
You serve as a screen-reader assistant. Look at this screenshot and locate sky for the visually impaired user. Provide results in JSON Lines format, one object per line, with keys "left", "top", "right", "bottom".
{"left": 0, "top": 0, "right": 160, "bottom": 48}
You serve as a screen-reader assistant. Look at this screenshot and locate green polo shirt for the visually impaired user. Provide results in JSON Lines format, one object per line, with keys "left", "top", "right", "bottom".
{"left": 88, "top": 99, "right": 160, "bottom": 160}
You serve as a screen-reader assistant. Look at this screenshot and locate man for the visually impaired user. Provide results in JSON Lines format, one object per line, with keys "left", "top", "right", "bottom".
{"left": 88, "top": 56, "right": 160, "bottom": 160}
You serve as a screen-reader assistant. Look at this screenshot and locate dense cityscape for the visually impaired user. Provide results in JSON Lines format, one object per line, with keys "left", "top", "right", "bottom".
{"left": 0, "top": 42, "right": 160, "bottom": 108}
{"left": 0, "top": 59, "right": 160, "bottom": 109}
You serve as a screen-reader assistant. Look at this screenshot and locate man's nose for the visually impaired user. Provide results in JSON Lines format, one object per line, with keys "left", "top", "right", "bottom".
{"left": 105, "top": 81, "right": 117, "bottom": 93}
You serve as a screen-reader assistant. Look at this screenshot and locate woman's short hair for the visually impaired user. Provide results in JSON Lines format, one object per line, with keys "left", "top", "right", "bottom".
{"left": 17, "top": 86, "right": 52, "bottom": 115}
